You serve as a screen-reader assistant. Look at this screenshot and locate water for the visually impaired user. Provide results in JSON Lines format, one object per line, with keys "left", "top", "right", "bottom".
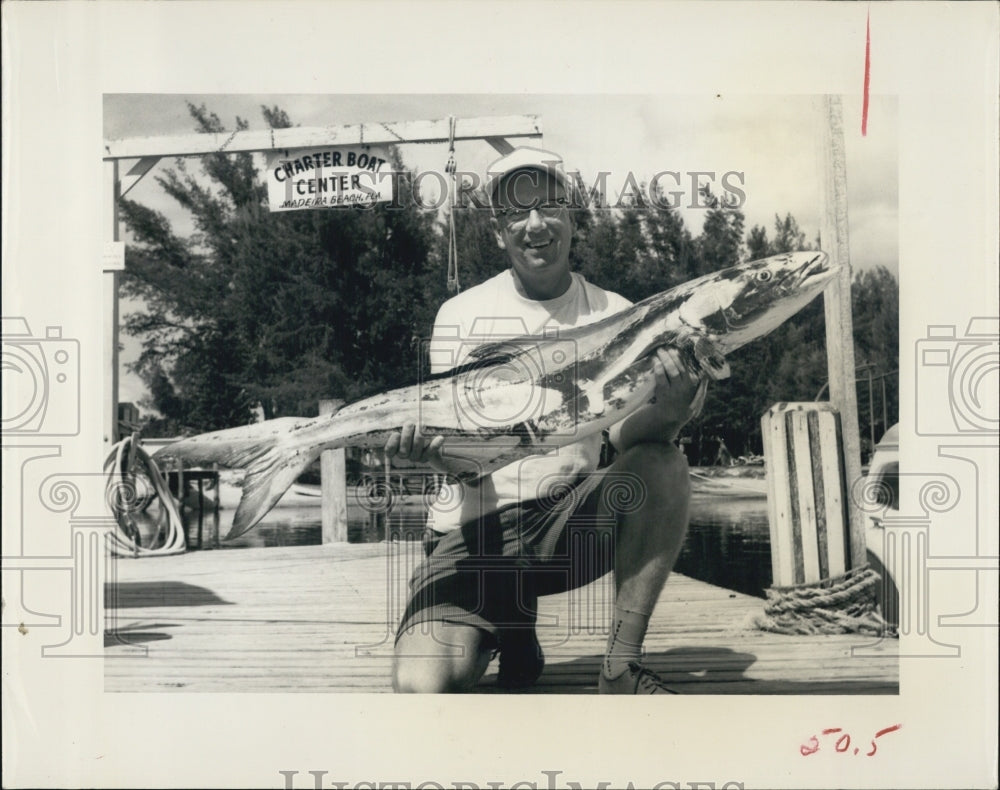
{"left": 675, "top": 495, "right": 772, "bottom": 599}
{"left": 197, "top": 492, "right": 773, "bottom": 599}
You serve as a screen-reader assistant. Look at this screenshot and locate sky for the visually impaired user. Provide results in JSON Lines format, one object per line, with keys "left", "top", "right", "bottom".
{"left": 104, "top": 93, "right": 899, "bottom": 407}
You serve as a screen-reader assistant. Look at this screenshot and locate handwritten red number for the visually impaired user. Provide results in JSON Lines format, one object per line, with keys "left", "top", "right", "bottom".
{"left": 867, "top": 723, "right": 902, "bottom": 756}
{"left": 804, "top": 724, "right": 901, "bottom": 757}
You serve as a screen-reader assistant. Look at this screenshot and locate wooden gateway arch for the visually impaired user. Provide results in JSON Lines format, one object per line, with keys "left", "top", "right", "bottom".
{"left": 101, "top": 113, "right": 545, "bottom": 451}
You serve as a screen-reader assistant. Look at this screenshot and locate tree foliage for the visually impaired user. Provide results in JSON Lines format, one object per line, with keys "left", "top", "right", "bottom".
{"left": 121, "top": 103, "right": 438, "bottom": 434}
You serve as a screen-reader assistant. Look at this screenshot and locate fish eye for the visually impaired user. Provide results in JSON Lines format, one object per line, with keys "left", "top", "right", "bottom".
{"left": 756, "top": 271, "right": 772, "bottom": 282}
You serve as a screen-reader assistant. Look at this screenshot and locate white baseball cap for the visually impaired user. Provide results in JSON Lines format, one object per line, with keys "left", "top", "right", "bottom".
{"left": 483, "top": 146, "right": 572, "bottom": 205}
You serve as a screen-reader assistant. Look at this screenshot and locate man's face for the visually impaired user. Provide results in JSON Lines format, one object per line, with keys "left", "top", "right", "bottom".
{"left": 492, "top": 169, "right": 574, "bottom": 293}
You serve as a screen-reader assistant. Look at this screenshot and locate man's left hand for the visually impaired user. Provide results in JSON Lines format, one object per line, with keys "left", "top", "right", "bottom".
{"left": 651, "top": 347, "right": 708, "bottom": 426}
{"left": 604, "top": 346, "right": 711, "bottom": 451}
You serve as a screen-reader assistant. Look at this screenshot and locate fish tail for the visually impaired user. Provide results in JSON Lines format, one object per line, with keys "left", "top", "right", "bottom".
{"left": 153, "top": 417, "right": 323, "bottom": 538}
{"left": 228, "top": 444, "right": 317, "bottom": 538}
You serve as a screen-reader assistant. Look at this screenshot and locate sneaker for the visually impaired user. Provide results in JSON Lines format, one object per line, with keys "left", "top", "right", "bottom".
{"left": 496, "top": 627, "right": 545, "bottom": 690}
{"left": 599, "top": 662, "right": 679, "bottom": 694}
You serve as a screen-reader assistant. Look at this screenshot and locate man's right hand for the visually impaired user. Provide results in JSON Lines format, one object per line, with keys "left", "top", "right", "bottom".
{"left": 384, "top": 424, "right": 450, "bottom": 473}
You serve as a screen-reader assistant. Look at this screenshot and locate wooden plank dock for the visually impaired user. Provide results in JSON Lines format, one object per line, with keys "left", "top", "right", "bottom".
{"left": 104, "top": 541, "right": 898, "bottom": 694}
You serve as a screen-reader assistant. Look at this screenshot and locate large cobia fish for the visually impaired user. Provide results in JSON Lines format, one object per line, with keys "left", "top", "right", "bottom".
{"left": 156, "top": 251, "right": 838, "bottom": 537}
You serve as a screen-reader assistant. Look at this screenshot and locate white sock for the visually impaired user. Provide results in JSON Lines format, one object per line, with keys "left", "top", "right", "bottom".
{"left": 603, "top": 605, "right": 651, "bottom": 679}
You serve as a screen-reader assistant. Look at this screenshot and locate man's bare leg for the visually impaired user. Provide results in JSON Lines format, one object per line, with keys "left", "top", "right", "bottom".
{"left": 599, "top": 441, "right": 690, "bottom": 692}
{"left": 393, "top": 623, "right": 494, "bottom": 693}
{"left": 392, "top": 442, "right": 689, "bottom": 694}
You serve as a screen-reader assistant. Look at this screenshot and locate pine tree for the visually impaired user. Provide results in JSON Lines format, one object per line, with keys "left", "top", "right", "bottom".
{"left": 746, "top": 224, "right": 770, "bottom": 261}
{"left": 120, "top": 103, "right": 438, "bottom": 433}
{"left": 696, "top": 188, "right": 745, "bottom": 274}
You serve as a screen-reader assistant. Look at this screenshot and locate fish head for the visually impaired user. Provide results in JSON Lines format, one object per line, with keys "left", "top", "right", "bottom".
{"left": 680, "top": 251, "right": 840, "bottom": 351}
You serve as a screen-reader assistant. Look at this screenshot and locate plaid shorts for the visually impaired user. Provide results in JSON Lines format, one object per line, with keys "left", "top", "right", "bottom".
{"left": 395, "top": 470, "right": 619, "bottom": 643}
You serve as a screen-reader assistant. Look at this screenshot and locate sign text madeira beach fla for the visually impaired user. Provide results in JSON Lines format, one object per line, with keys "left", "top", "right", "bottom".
{"left": 266, "top": 145, "right": 393, "bottom": 211}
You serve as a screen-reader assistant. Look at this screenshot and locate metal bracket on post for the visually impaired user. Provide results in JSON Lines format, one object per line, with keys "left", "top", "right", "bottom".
{"left": 119, "top": 156, "right": 160, "bottom": 198}
{"left": 485, "top": 137, "right": 515, "bottom": 155}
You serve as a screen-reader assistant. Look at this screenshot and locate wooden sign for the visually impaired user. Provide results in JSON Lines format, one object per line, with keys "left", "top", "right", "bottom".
{"left": 265, "top": 145, "right": 393, "bottom": 211}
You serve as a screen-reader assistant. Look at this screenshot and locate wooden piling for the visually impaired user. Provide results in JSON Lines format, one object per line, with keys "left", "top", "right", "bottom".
{"left": 104, "top": 160, "right": 121, "bottom": 452}
{"left": 212, "top": 463, "right": 221, "bottom": 549}
{"left": 319, "top": 399, "right": 348, "bottom": 543}
{"left": 817, "top": 95, "right": 867, "bottom": 569}
{"left": 761, "top": 402, "right": 852, "bottom": 587}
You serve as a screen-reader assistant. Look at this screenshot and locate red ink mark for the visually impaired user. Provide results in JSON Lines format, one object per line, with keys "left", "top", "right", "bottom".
{"left": 867, "top": 723, "right": 902, "bottom": 756}
{"left": 862, "top": 8, "right": 871, "bottom": 136}
{"left": 802, "top": 724, "right": 902, "bottom": 757}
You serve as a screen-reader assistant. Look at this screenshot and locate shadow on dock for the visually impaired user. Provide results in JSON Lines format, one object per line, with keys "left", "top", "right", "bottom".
{"left": 483, "top": 646, "right": 897, "bottom": 695}
{"left": 105, "top": 623, "right": 177, "bottom": 647}
{"left": 105, "top": 581, "right": 233, "bottom": 609}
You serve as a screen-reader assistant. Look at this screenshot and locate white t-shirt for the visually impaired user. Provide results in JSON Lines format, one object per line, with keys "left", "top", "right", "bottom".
{"left": 425, "top": 269, "right": 633, "bottom": 532}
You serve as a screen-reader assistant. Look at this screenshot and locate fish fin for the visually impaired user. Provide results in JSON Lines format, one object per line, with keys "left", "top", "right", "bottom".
{"left": 464, "top": 337, "right": 542, "bottom": 365}
{"left": 227, "top": 446, "right": 316, "bottom": 538}
{"left": 436, "top": 450, "right": 492, "bottom": 478}
{"left": 421, "top": 341, "right": 529, "bottom": 382}
{"left": 153, "top": 417, "right": 319, "bottom": 538}
{"left": 152, "top": 418, "right": 308, "bottom": 467}
{"left": 635, "top": 331, "right": 731, "bottom": 382}
{"left": 691, "top": 336, "right": 731, "bottom": 381}
{"left": 582, "top": 383, "right": 607, "bottom": 415}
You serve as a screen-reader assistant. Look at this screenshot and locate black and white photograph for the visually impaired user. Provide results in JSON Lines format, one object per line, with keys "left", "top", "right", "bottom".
{"left": 3, "top": 3, "right": 997, "bottom": 789}
{"left": 100, "top": 92, "right": 901, "bottom": 698}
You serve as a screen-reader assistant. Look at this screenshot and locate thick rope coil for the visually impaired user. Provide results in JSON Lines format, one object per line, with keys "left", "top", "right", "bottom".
{"left": 105, "top": 434, "right": 187, "bottom": 557}
{"left": 752, "top": 564, "right": 895, "bottom": 636}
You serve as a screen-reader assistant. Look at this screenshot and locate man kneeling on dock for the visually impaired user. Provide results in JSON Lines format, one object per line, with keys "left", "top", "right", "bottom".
{"left": 386, "top": 147, "right": 706, "bottom": 693}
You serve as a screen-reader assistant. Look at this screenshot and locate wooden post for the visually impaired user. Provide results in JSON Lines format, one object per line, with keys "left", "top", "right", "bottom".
{"left": 865, "top": 365, "right": 876, "bottom": 455}
{"left": 103, "top": 160, "right": 121, "bottom": 453}
{"left": 761, "top": 402, "right": 866, "bottom": 587}
{"left": 176, "top": 458, "right": 186, "bottom": 541}
{"left": 319, "top": 399, "right": 348, "bottom": 543}
{"left": 212, "top": 463, "right": 221, "bottom": 549}
{"left": 881, "top": 376, "right": 888, "bottom": 439}
{"left": 761, "top": 403, "right": 851, "bottom": 586}
{"left": 818, "top": 95, "right": 867, "bottom": 569}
